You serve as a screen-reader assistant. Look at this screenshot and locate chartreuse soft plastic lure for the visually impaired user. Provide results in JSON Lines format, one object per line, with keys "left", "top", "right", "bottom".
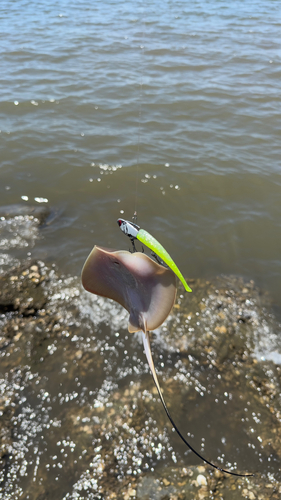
{"left": 117, "top": 218, "right": 192, "bottom": 292}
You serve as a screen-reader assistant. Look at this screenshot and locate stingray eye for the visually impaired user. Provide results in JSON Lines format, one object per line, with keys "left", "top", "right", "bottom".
{"left": 114, "top": 260, "right": 120, "bottom": 266}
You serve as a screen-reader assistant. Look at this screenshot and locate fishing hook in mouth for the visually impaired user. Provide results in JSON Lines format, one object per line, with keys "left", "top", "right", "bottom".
{"left": 129, "top": 236, "right": 137, "bottom": 253}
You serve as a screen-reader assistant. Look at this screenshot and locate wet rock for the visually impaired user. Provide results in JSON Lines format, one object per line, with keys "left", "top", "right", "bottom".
{"left": 0, "top": 214, "right": 40, "bottom": 252}
{"left": 196, "top": 473, "right": 207, "bottom": 486}
{"left": 0, "top": 204, "right": 50, "bottom": 225}
{"left": 164, "top": 275, "right": 280, "bottom": 366}
{"left": 1, "top": 260, "right": 281, "bottom": 499}
{"left": 0, "top": 205, "right": 56, "bottom": 263}
{"left": 0, "top": 261, "right": 47, "bottom": 317}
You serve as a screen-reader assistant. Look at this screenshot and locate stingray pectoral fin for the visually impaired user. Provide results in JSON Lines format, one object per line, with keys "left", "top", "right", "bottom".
{"left": 137, "top": 229, "right": 192, "bottom": 292}
{"left": 142, "top": 330, "right": 253, "bottom": 477}
{"left": 81, "top": 246, "right": 130, "bottom": 310}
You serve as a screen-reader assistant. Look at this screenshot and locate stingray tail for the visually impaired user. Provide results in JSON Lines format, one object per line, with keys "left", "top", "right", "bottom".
{"left": 141, "top": 330, "right": 253, "bottom": 477}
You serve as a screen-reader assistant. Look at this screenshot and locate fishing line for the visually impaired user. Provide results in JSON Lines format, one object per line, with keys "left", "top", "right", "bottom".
{"left": 133, "top": 1, "right": 146, "bottom": 223}
{"left": 142, "top": 330, "right": 254, "bottom": 478}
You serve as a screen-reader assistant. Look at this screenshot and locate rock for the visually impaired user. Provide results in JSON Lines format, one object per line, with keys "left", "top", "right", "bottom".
{"left": 1, "top": 260, "right": 281, "bottom": 499}
{"left": 196, "top": 474, "right": 207, "bottom": 486}
{"left": 0, "top": 204, "right": 50, "bottom": 225}
{"left": 164, "top": 275, "right": 280, "bottom": 366}
{"left": 0, "top": 261, "right": 47, "bottom": 317}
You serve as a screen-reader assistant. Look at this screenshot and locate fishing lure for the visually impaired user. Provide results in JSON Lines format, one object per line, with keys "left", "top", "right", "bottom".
{"left": 117, "top": 218, "right": 192, "bottom": 292}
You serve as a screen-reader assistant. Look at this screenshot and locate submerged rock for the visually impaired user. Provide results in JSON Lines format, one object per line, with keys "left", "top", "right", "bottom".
{"left": 0, "top": 204, "right": 58, "bottom": 263}
{"left": 0, "top": 214, "right": 40, "bottom": 253}
{"left": 0, "top": 204, "right": 50, "bottom": 225}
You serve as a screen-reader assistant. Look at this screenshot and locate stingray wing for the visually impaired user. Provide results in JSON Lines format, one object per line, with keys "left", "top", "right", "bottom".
{"left": 81, "top": 246, "right": 176, "bottom": 332}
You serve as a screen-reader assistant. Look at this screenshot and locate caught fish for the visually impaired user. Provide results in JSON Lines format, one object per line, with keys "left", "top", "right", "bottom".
{"left": 82, "top": 245, "right": 252, "bottom": 477}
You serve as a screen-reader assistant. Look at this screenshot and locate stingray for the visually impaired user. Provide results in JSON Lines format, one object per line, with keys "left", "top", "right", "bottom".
{"left": 82, "top": 246, "right": 252, "bottom": 477}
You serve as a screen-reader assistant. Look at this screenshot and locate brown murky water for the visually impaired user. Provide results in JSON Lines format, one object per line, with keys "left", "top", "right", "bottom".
{"left": 1, "top": 0, "right": 281, "bottom": 302}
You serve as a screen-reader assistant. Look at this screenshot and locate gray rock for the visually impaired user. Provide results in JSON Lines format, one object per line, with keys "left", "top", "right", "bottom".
{"left": 0, "top": 204, "right": 50, "bottom": 225}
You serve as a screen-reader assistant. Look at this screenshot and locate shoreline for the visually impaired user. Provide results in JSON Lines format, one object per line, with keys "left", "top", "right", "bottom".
{"left": 1, "top": 205, "right": 281, "bottom": 499}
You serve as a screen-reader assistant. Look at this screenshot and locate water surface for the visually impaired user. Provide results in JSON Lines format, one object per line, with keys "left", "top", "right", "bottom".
{"left": 1, "top": 0, "right": 281, "bottom": 303}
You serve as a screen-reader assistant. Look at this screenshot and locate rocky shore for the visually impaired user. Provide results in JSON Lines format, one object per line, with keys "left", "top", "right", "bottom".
{"left": 1, "top": 206, "right": 281, "bottom": 499}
